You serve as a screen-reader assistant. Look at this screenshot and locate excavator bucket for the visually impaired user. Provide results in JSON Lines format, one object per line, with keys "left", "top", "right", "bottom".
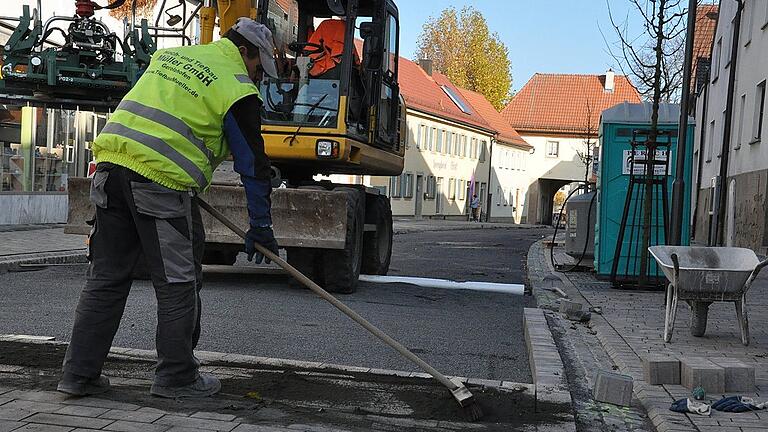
{"left": 65, "top": 178, "right": 349, "bottom": 249}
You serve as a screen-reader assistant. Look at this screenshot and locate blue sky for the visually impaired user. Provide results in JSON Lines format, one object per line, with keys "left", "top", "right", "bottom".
{"left": 397, "top": 1, "right": 642, "bottom": 92}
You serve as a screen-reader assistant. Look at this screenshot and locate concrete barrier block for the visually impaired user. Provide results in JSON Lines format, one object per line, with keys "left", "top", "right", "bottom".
{"left": 558, "top": 300, "right": 583, "bottom": 314}
{"left": 710, "top": 358, "right": 755, "bottom": 392}
{"left": 642, "top": 355, "right": 680, "bottom": 385}
{"left": 593, "top": 370, "right": 633, "bottom": 407}
{"left": 680, "top": 357, "right": 725, "bottom": 393}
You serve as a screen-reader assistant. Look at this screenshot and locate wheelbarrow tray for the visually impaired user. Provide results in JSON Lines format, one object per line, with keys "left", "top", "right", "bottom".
{"left": 648, "top": 246, "right": 758, "bottom": 299}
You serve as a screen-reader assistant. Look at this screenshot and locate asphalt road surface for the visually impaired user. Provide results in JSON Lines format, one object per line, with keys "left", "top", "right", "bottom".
{"left": 0, "top": 227, "right": 549, "bottom": 383}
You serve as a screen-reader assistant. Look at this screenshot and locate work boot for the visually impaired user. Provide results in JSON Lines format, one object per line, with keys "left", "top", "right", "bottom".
{"left": 57, "top": 374, "right": 111, "bottom": 396}
{"left": 150, "top": 373, "right": 221, "bottom": 398}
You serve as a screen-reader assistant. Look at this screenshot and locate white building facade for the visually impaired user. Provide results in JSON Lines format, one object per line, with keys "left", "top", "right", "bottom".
{"left": 692, "top": 0, "right": 768, "bottom": 250}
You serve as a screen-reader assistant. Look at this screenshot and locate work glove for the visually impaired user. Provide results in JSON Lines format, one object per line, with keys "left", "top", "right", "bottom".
{"left": 245, "top": 225, "right": 278, "bottom": 264}
{"left": 669, "top": 398, "right": 711, "bottom": 416}
{"left": 712, "top": 396, "right": 768, "bottom": 413}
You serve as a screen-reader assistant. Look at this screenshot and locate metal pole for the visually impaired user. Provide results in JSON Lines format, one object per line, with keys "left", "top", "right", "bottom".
{"left": 669, "top": 0, "right": 698, "bottom": 245}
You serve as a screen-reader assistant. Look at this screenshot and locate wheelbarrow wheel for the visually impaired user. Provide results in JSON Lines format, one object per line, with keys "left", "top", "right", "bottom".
{"left": 689, "top": 301, "right": 711, "bottom": 337}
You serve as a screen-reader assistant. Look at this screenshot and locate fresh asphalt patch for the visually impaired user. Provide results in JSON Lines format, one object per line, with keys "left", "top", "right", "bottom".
{"left": 0, "top": 228, "right": 551, "bottom": 385}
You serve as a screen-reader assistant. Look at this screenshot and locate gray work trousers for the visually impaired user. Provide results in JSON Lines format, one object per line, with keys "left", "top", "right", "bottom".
{"left": 62, "top": 163, "right": 205, "bottom": 387}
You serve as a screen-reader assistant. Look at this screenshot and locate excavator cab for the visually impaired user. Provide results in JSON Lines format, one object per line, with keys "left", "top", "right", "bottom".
{"left": 256, "top": 0, "right": 405, "bottom": 182}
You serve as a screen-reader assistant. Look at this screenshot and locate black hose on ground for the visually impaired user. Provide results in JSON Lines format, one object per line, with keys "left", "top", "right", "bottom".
{"left": 550, "top": 182, "right": 596, "bottom": 273}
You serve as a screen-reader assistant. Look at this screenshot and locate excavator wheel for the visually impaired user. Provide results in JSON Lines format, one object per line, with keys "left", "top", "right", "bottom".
{"left": 321, "top": 187, "right": 365, "bottom": 294}
{"left": 361, "top": 194, "right": 393, "bottom": 275}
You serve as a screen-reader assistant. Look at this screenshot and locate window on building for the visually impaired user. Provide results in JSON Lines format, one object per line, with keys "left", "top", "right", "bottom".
{"left": 415, "top": 124, "right": 423, "bottom": 150}
{"left": 713, "top": 37, "right": 722, "bottom": 82}
{"left": 462, "top": 135, "right": 468, "bottom": 157}
{"left": 707, "top": 120, "right": 715, "bottom": 162}
{"left": 446, "top": 132, "right": 453, "bottom": 155}
{"left": 429, "top": 127, "right": 435, "bottom": 151}
{"left": 390, "top": 176, "right": 401, "bottom": 198}
{"left": 753, "top": 80, "right": 766, "bottom": 143}
{"left": 764, "top": 0, "right": 768, "bottom": 30}
{"left": 403, "top": 173, "right": 414, "bottom": 198}
{"left": 479, "top": 140, "right": 487, "bottom": 162}
{"left": 436, "top": 129, "right": 443, "bottom": 153}
{"left": 449, "top": 178, "right": 456, "bottom": 200}
{"left": 745, "top": 0, "right": 754, "bottom": 46}
{"left": 496, "top": 186, "right": 501, "bottom": 206}
{"left": 425, "top": 176, "right": 436, "bottom": 199}
{"left": 469, "top": 138, "right": 477, "bottom": 159}
{"left": 736, "top": 94, "right": 746, "bottom": 149}
{"left": 546, "top": 141, "right": 559, "bottom": 157}
{"left": 509, "top": 190, "right": 514, "bottom": 208}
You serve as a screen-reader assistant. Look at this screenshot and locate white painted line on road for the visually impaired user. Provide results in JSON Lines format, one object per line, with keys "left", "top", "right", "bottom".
{"left": 0, "top": 334, "right": 56, "bottom": 341}
{"left": 358, "top": 275, "right": 525, "bottom": 295}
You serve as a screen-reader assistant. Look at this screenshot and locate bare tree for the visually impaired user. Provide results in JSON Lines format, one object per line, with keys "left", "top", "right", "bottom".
{"left": 602, "top": 0, "right": 695, "bottom": 284}
{"left": 575, "top": 100, "right": 597, "bottom": 185}
{"left": 603, "top": 0, "right": 692, "bottom": 104}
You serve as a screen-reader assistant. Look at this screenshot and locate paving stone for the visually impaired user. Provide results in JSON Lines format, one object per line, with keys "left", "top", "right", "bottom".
{"left": 1, "top": 392, "right": 70, "bottom": 404}
{"left": 642, "top": 355, "right": 680, "bottom": 385}
{"left": 61, "top": 398, "right": 139, "bottom": 411}
{"left": 232, "top": 424, "right": 291, "bottom": 432}
{"left": 592, "top": 370, "right": 633, "bottom": 407}
{"left": 0, "top": 407, "right": 36, "bottom": 422}
{"left": 103, "top": 420, "right": 169, "bottom": 432}
{"left": 1, "top": 400, "right": 62, "bottom": 415}
{"left": 558, "top": 300, "right": 583, "bottom": 314}
{"left": 0, "top": 420, "right": 25, "bottom": 432}
{"left": 155, "top": 415, "right": 238, "bottom": 431}
{"left": 709, "top": 358, "right": 755, "bottom": 392}
{"left": 680, "top": 357, "right": 725, "bottom": 393}
{"left": 54, "top": 405, "right": 110, "bottom": 418}
{"left": 99, "top": 409, "right": 164, "bottom": 423}
{"left": 11, "top": 424, "right": 74, "bottom": 432}
{"left": 191, "top": 412, "right": 238, "bottom": 422}
{"left": 23, "top": 413, "right": 113, "bottom": 430}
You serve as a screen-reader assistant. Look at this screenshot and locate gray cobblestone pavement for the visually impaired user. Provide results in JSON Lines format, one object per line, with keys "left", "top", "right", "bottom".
{"left": 0, "top": 227, "right": 85, "bottom": 258}
{"left": 528, "top": 239, "right": 768, "bottom": 431}
{"left": 528, "top": 241, "right": 654, "bottom": 432}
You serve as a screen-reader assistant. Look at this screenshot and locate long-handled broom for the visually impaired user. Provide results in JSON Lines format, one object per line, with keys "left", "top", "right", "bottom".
{"left": 197, "top": 198, "right": 483, "bottom": 420}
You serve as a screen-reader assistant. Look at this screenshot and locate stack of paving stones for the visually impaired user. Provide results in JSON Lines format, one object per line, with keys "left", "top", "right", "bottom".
{"left": 528, "top": 239, "right": 768, "bottom": 432}
{"left": 643, "top": 355, "right": 755, "bottom": 393}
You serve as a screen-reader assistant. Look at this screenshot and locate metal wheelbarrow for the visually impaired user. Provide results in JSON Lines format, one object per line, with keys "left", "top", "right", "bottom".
{"left": 648, "top": 246, "right": 768, "bottom": 345}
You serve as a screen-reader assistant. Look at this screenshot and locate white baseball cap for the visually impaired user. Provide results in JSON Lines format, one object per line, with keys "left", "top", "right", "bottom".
{"left": 231, "top": 18, "right": 279, "bottom": 79}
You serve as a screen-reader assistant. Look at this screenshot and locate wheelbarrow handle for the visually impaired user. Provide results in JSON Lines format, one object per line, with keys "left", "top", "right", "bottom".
{"left": 744, "top": 257, "right": 768, "bottom": 294}
{"left": 670, "top": 253, "right": 680, "bottom": 286}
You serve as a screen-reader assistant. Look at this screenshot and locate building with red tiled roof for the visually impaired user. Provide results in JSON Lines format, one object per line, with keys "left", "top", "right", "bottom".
{"left": 502, "top": 72, "right": 641, "bottom": 136}
{"left": 458, "top": 87, "right": 532, "bottom": 222}
{"left": 692, "top": 3, "right": 718, "bottom": 92}
{"left": 501, "top": 71, "right": 642, "bottom": 224}
{"left": 369, "top": 58, "right": 536, "bottom": 221}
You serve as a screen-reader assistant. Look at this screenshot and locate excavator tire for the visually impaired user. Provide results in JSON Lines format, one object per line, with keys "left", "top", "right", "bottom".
{"left": 361, "top": 194, "right": 392, "bottom": 275}
{"left": 321, "top": 187, "right": 364, "bottom": 294}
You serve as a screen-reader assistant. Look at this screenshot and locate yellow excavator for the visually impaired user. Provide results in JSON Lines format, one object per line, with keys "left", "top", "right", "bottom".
{"left": 2, "top": 0, "right": 405, "bottom": 293}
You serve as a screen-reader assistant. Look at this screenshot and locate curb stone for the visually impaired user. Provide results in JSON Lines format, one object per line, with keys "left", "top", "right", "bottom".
{"left": 0, "top": 250, "right": 87, "bottom": 275}
{"left": 521, "top": 308, "right": 577, "bottom": 430}
{"left": 0, "top": 337, "right": 534, "bottom": 397}
{"left": 528, "top": 239, "right": 697, "bottom": 432}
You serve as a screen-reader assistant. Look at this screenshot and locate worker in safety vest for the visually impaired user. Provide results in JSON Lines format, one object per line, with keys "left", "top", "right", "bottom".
{"left": 57, "top": 18, "right": 279, "bottom": 399}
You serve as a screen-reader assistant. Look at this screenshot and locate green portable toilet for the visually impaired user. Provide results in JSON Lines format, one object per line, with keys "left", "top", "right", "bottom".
{"left": 594, "top": 102, "right": 694, "bottom": 284}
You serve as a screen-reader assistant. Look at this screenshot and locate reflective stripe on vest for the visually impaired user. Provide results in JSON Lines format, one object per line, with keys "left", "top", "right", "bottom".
{"left": 116, "top": 99, "right": 215, "bottom": 165}
{"left": 101, "top": 122, "right": 208, "bottom": 189}
{"left": 235, "top": 74, "right": 253, "bottom": 84}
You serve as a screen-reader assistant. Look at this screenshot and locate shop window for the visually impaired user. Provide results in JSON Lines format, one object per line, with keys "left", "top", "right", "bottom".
{"left": 449, "top": 177, "right": 456, "bottom": 200}
{"left": 479, "top": 140, "right": 487, "bottom": 162}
